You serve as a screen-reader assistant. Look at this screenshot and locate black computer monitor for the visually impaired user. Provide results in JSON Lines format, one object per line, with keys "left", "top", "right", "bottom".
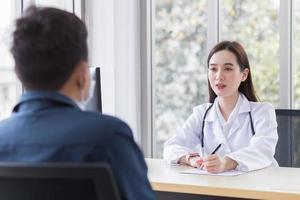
{"left": 85, "top": 67, "right": 102, "bottom": 113}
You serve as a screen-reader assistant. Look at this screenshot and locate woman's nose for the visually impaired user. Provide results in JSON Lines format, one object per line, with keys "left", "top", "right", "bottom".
{"left": 215, "top": 70, "right": 224, "bottom": 80}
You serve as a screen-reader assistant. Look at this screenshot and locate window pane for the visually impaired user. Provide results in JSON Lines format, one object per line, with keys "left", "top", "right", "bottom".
{"left": 153, "top": 0, "right": 208, "bottom": 158}
{"left": 293, "top": 1, "right": 300, "bottom": 108}
{"left": 0, "top": 1, "right": 21, "bottom": 120}
{"left": 219, "top": 0, "right": 280, "bottom": 106}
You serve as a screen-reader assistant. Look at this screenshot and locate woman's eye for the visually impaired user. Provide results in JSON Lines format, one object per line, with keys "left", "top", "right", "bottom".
{"left": 225, "top": 67, "right": 232, "bottom": 71}
{"left": 209, "top": 68, "right": 216, "bottom": 71}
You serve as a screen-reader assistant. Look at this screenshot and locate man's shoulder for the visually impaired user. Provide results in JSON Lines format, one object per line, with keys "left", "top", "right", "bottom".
{"left": 79, "top": 111, "right": 133, "bottom": 138}
{"left": 0, "top": 109, "right": 134, "bottom": 144}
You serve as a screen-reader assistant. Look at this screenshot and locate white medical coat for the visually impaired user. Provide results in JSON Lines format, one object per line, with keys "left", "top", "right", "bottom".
{"left": 163, "top": 93, "right": 278, "bottom": 172}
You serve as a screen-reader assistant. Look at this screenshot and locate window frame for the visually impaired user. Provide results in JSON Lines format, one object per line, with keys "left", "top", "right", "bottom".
{"left": 140, "top": 0, "right": 154, "bottom": 157}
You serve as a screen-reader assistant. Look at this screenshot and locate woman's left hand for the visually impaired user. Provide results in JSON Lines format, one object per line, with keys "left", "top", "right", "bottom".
{"left": 201, "top": 155, "right": 238, "bottom": 173}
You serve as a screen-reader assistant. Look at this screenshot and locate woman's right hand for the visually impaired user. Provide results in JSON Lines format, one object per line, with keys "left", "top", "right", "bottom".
{"left": 188, "top": 156, "right": 203, "bottom": 168}
{"left": 179, "top": 153, "right": 203, "bottom": 168}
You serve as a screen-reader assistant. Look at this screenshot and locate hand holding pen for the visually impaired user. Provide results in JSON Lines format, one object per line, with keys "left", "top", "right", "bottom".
{"left": 184, "top": 144, "right": 223, "bottom": 169}
{"left": 198, "top": 144, "right": 222, "bottom": 172}
{"left": 201, "top": 144, "right": 238, "bottom": 173}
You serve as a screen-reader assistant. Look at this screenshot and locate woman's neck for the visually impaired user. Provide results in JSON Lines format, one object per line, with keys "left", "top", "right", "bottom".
{"left": 218, "top": 93, "right": 239, "bottom": 121}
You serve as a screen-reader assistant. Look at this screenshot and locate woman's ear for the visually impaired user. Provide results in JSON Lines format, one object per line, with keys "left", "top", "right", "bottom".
{"left": 241, "top": 68, "right": 249, "bottom": 82}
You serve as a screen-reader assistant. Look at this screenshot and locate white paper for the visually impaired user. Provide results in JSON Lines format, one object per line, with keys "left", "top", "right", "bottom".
{"left": 181, "top": 168, "right": 245, "bottom": 176}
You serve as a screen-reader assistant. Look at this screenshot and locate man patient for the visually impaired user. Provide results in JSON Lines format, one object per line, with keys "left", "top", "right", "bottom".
{"left": 0, "top": 6, "right": 155, "bottom": 200}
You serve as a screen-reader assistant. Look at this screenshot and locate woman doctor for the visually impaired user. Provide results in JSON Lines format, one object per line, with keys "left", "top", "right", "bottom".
{"left": 163, "top": 41, "right": 278, "bottom": 173}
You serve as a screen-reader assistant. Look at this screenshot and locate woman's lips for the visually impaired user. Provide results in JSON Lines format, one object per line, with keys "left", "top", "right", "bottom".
{"left": 216, "top": 83, "right": 226, "bottom": 90}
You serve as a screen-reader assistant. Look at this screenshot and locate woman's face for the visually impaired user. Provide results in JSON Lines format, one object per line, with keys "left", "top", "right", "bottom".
{"left": 208, "top": 50, "right": 248, "bottom": 99}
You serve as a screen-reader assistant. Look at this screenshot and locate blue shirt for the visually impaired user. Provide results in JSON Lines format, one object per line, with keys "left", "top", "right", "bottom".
{"left": 0, "top": 91, "right": 156, "bottom": 200}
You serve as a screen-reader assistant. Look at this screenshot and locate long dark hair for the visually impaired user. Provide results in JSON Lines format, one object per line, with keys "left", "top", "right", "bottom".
{"left": 207, "top": 41, "right": 258, "bottom": 103}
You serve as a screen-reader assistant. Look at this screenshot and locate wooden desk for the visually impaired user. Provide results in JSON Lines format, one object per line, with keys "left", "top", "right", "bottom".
{"left": 146, "top": 158, "right": 300, "bottom": 200}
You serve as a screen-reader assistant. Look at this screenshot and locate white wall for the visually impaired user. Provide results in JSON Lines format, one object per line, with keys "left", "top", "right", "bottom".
{"left": 86, "top": 0, "right": 115, "bottom": 115}
{"left": 86, "top": 0, "right": 141, "bottom": 143}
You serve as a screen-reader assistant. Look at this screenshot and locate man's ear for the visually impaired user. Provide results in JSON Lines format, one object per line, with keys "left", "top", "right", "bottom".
{"left": 75, "top": 62, "right": 88, "bottom": 89}
{"left": 241, "top": 68, "right": 249, "bottom": 82}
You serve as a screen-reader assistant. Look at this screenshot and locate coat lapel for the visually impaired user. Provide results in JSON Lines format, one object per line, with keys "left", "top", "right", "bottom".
{"left": 204, "top": 101, "right": 230, "bottom": 152}
{"left": 204, "top": 94, "right": 252, "bottom": 155}
{"left": 227, "top": 94, "right": 251, "bottom": 139}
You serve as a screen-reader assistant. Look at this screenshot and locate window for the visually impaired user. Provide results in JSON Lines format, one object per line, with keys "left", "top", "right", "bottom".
{"left": 293, "top": 0, "right": 300, "bottom": 108}
{"left": 0, "top": 1, "right": 21, "bottom": 120}
{"left": 23, "top": 0, "right": 82, "bottom": 18}
{"left": 153, "top": 0, "right": 208, "bottom": 158}
{"left": 31, "top": 0, "right": 73, "bottom": 12}
{"left": 219, "top": 0, "right": 280, "bottom": 106}
{"left": 149, "top": 0, "right": 300, "bottom": 159}
{"left": 293, "top": 0, "right": 300, "bottom": 166}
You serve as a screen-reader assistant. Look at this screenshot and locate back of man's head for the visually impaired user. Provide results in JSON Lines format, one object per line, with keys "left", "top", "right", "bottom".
{"left": 11, "top": 6, "right": 88, "bottom": 90}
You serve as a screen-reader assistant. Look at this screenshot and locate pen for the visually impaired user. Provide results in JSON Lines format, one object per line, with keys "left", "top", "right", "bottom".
{"left": 211, "top": 143, "right": 222, "bottom": 155}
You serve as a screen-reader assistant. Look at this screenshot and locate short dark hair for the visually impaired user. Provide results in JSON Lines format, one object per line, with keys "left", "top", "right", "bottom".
{"left": 11, "top": 6, "right": 88, "bottom": 90}
{"left": 207, "top": 41, "right": 258, "bottom": 103}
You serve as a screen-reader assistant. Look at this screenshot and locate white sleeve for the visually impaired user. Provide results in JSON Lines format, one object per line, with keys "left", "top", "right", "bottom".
{"left": 226, "top": 103, "right": 278, "bottom": 172}
{"left": 163, "top": 105, "right": 206, "bottom": 164}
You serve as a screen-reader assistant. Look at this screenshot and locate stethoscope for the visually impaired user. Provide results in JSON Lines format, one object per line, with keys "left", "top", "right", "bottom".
{"left": 200, "top": 102, "right": 256, "bottom": 149}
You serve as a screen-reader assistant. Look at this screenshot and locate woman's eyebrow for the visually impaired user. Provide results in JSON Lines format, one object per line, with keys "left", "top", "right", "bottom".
{"left": 223, "top": 62, "right": 234, "bottom": 66}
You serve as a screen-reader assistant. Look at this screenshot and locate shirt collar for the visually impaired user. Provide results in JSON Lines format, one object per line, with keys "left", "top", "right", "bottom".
{"left": 13, "top": 90, "right": 79, "bottom": 112}
{"left": 238, "top": 93, "right": 251, "bottom": 113}
{"left": 204, "top": 93, "right": 251, "bottom": 122}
